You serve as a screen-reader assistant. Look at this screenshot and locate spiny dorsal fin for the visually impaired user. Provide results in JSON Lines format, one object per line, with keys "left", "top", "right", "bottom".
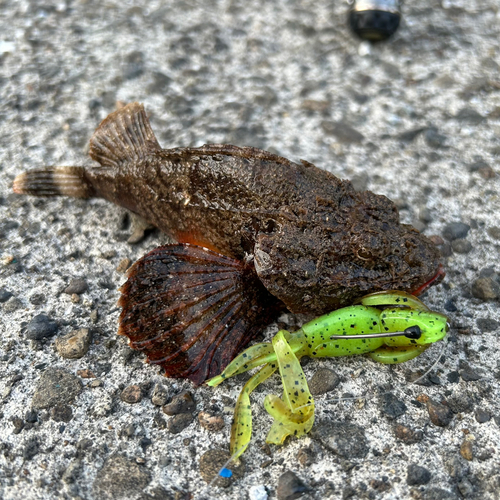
{"left": 89, "top": 102, "right": 161, "bottom": 168}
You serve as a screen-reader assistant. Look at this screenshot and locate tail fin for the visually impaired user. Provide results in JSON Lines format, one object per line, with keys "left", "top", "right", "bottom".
{"left": 13, "top": 167, "right": 95, "bottom": 198}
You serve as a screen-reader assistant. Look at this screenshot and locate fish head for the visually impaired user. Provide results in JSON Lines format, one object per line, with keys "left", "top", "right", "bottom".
{"left": 253, "top": 193, "right": 443, "bottom": 315}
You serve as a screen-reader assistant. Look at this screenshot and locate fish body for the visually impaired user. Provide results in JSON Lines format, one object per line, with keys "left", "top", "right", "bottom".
{"left": 13, "top": 103, "right": 443, "bottom": 384}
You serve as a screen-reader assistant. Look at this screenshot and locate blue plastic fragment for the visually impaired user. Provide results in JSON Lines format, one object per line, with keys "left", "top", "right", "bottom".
{"left": 219, "top": 468, "right": 232, "bottom": 478}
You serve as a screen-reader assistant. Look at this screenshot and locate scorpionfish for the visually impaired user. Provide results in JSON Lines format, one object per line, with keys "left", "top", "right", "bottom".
{"left": 13, "top": 102, "right": 443, "bottom": 384}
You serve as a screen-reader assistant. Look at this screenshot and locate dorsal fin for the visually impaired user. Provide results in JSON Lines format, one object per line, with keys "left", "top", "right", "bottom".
{"left": 89, "top": 102, "right": 161, "bottom": 168}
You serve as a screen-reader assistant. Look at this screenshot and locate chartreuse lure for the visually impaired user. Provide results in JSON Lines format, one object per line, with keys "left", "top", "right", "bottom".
{"left": 207, "top": 291, "right": 448, "bottom": 460}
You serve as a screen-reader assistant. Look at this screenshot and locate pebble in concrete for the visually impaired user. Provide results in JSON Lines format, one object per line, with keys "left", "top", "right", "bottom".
{"left": 120, "top": 385, "right": 142, "bottom": 404}
{"left": 198, "top": 410, "right": 225, "bottom": 432}
{"left": 64, "top": 278, "right": 88, "bottom": 295}
{"left": 92, "top": 455, "right": 151, "bottom": 500}
{"left": 308, "top": 368, "right": 340, "bottom": 395}
{"left": 407, "top": 463, "right": 431, "bottom": 485}
{"left": 277, "top": 471, "right": 308, "bottom": 500}
{"left": 199, "top": 448, "right": 244, "bottom": 487}
{"left": 26, "top": 314, "right": 58, "bottom": 340}
{"left": 55, "top": 328, "right": 92, "bottom": 359}
{"left": 31, "top": 368, "right": 83, "bottom": 410}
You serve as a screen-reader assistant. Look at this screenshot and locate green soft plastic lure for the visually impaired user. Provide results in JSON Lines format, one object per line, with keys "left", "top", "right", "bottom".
{"left": 207, "top": 291, "right": 448, "bottom": 460}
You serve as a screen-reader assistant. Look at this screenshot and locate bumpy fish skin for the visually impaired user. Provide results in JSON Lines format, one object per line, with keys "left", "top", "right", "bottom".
{"left": 13, "top": 103, "right": 442, "bottom": 383}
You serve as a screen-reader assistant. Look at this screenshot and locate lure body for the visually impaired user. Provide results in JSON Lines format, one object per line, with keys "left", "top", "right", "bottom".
{"left": 13, "top": 103, "right": 443, "bottom": 384}
{"left": 208, "top": 291, "right": 448, "bottom": 459}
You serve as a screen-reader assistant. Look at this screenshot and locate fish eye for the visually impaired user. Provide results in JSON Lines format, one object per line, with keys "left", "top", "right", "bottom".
{"left": 356, "top": 247, "right": 374, "bottom": 261}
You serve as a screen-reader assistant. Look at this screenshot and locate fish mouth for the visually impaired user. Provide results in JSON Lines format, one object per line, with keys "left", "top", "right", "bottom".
{"left": 410, "top": 263, "right": 446, "bottom": 297}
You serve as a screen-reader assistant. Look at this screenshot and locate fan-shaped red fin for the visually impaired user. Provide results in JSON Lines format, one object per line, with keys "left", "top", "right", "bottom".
{"left": 89, "top": 102, "right": 161, "bottom": 168}
{"left": 118, "top": 244, "right": 282, "bottom": 385}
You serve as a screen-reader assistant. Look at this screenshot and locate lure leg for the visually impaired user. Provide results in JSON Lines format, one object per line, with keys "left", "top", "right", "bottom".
{"left": 369, "top": 344, "right": 430, "bottom": 364}
{"left": 207, "top": 342, "right": 277, "bottom": 387}
{"left": 263, "top": 331, "right": 315, "bottom": 445}
{"left": 359, "top": 290, "right": 429, "bottom": 311}
{"left": 207, "top": 330, "right": 306, "bottom": 387}
{"left": 230, "top": 362, "right": 278, "bottom": 459}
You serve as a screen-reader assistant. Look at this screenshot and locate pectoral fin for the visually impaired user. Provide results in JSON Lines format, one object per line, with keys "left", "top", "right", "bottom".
{"left": 118, "top": 244, "right": 281, "bottom": 385}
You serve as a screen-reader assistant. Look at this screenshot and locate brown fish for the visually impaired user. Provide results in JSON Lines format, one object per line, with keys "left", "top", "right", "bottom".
{"left": 13, "top": 102, "right": 443, "bottom": 384}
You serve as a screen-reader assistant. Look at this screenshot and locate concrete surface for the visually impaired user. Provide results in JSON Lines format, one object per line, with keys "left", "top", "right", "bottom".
{"left": 0, "top": 1, "right": 499, "bottom": 499}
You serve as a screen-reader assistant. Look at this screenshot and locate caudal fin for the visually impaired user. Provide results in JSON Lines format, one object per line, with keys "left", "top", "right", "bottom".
{"left": 13, "top": 167, "right": 95, "bottom": 198}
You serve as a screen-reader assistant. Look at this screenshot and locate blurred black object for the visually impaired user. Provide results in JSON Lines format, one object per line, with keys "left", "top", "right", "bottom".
{"left": 349, "top": 0, "right": 402, "bottom": 41}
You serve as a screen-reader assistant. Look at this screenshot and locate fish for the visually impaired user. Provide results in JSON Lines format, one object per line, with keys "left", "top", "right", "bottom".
{"left": 13, "top": 102, "right": 444, "bottom": 385}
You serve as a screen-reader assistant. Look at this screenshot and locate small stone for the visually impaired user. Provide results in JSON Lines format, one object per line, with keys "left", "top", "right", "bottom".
{"left": 444, "top": 299, "right": 458, "bottom": 312}
{"left": 92, "top": 455, "right": 151, "bottom": 500}
{"left": 116, "top": 258, "right": 132, "bottom": 273}
{"left": 55, "top": 328, "right": 92, "bottom": 359}
{"left": 121, "top": 385, "right": 142, "bottom": 404}
{"left": 442, "top": 222, "right": 470, "bottom": 241}
{"left": 457, "top": 478, "right": 475, "bottom": 498}
{"left": 296, "top": 445, "right": 316, "bottom": 467}
{"left": 455, "top": 108, "right": 484, "bottom": 124}
{"left": 23, "top": 437, "right": 40, "bottom": 460}
{"left": 437, "top": 242, "right": 453, "bottom": 258}
{"left": 77, "top": 369, "right": 96, "bottom": 378}
{"left": 468, "top": 160, "right": 496, "bottom": 179}
{"left": 447, "top": 393, "right": 474, "bottom": 413}
{"left": 321, "top": 120, "right": 364, "bottom": 143}
{"left": 90, "top": 310, "right": 98, "bottom": 323}
{"left": 121, "top": 424, "right": 135, "bottom": 438}
{"left": 394, "top": 424, "right": 423, "bottom": 444}
{"left": 32, "top": 368, "right": 83, "bottom": 410}
{"left": 381, "top": 392, "right": 407, "bottom": 419}
{"left": 407, "top": 463, "right": 431, "bottom": 485}
{"left": 459, "top": 367, "right": 482, "bottom": 382}
{"left": 419, "top": 207, "right": 433, "bottom": 223}
{"left": 310, "top": 421, "right": 368, "bottom": 459}
{"left": 446, "top": 371, "right": 460, "bottom": 384}
{"left": 123, "top": 50, "right": 145, "bottom": 80}
{"left": 0, "top": 288, "right": 13, "bottom": 303}
{"left": 139, "top": 437, "right": 152, "bottom": 451}
{"left": 308, "top": 368, "right": 340, "bottom": 395}
{"left": 162, "top": 391, "right": 196, "bottom": 415}
{"left": 3, "top": 297, "right": 23, "bottom": 312}
{"left": 26, "top": 314, "right": 58, "bottom": 340}
{"left": 64, "top": 279, "right": 88, "bottom": 295}
{"left": 487, "top": 227, "right": 500, "bottom": 240}
{"left": 12, "top": 417, "right": 24, "bottom": 434}
{"left": 147, "top": 71, "right": 172, "bottom": 94}
{"left": 426, "top": 398, "right": 453, "bottom": 427}
{"left": 471, "top": 278, "right": 500, "bottom": 300}
{"left": 198, "top": 411, "right": 224, "bottom": 432}
{"left": 451, "top": 239, "right": 472, "bottom": 254}
{"left": 199, "top": 448, "right": 244, "bottom": 487}
{"left": 475, "top": 409, "right": 491, "bottom": 423}
{"left": 277, "top": 471, "right": 308, "bottom": 500}
{"left": 71, "top": 293, "right": 80, "bottom": 303}
{"left": 167, "top": 413, "right": 194, "bottom": 434}
{"left": 151, "top": 384, "right": 169, "bottom": 406}
{"left": 476, "top": 318, "right": 499, "bottom": 332}
{"left": 50, "top": 404, "right": 73, "bottom": 422}
{"left": 91, "top": 379, "right": 103, "bottom": 388}
{"left": 424, "top": 127, "right": 447, "bottom": 148}
{"left": 424, "top": 488, "right": 459, "bottom": 500}
{"left": 25, "top": 410, "right": 38, "bottom": 423}
{"left": 460, "top": 440, "right": 473, "bottom": 461}
{"left": 428, "top": 235, "right": 445, "bottom": 246}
